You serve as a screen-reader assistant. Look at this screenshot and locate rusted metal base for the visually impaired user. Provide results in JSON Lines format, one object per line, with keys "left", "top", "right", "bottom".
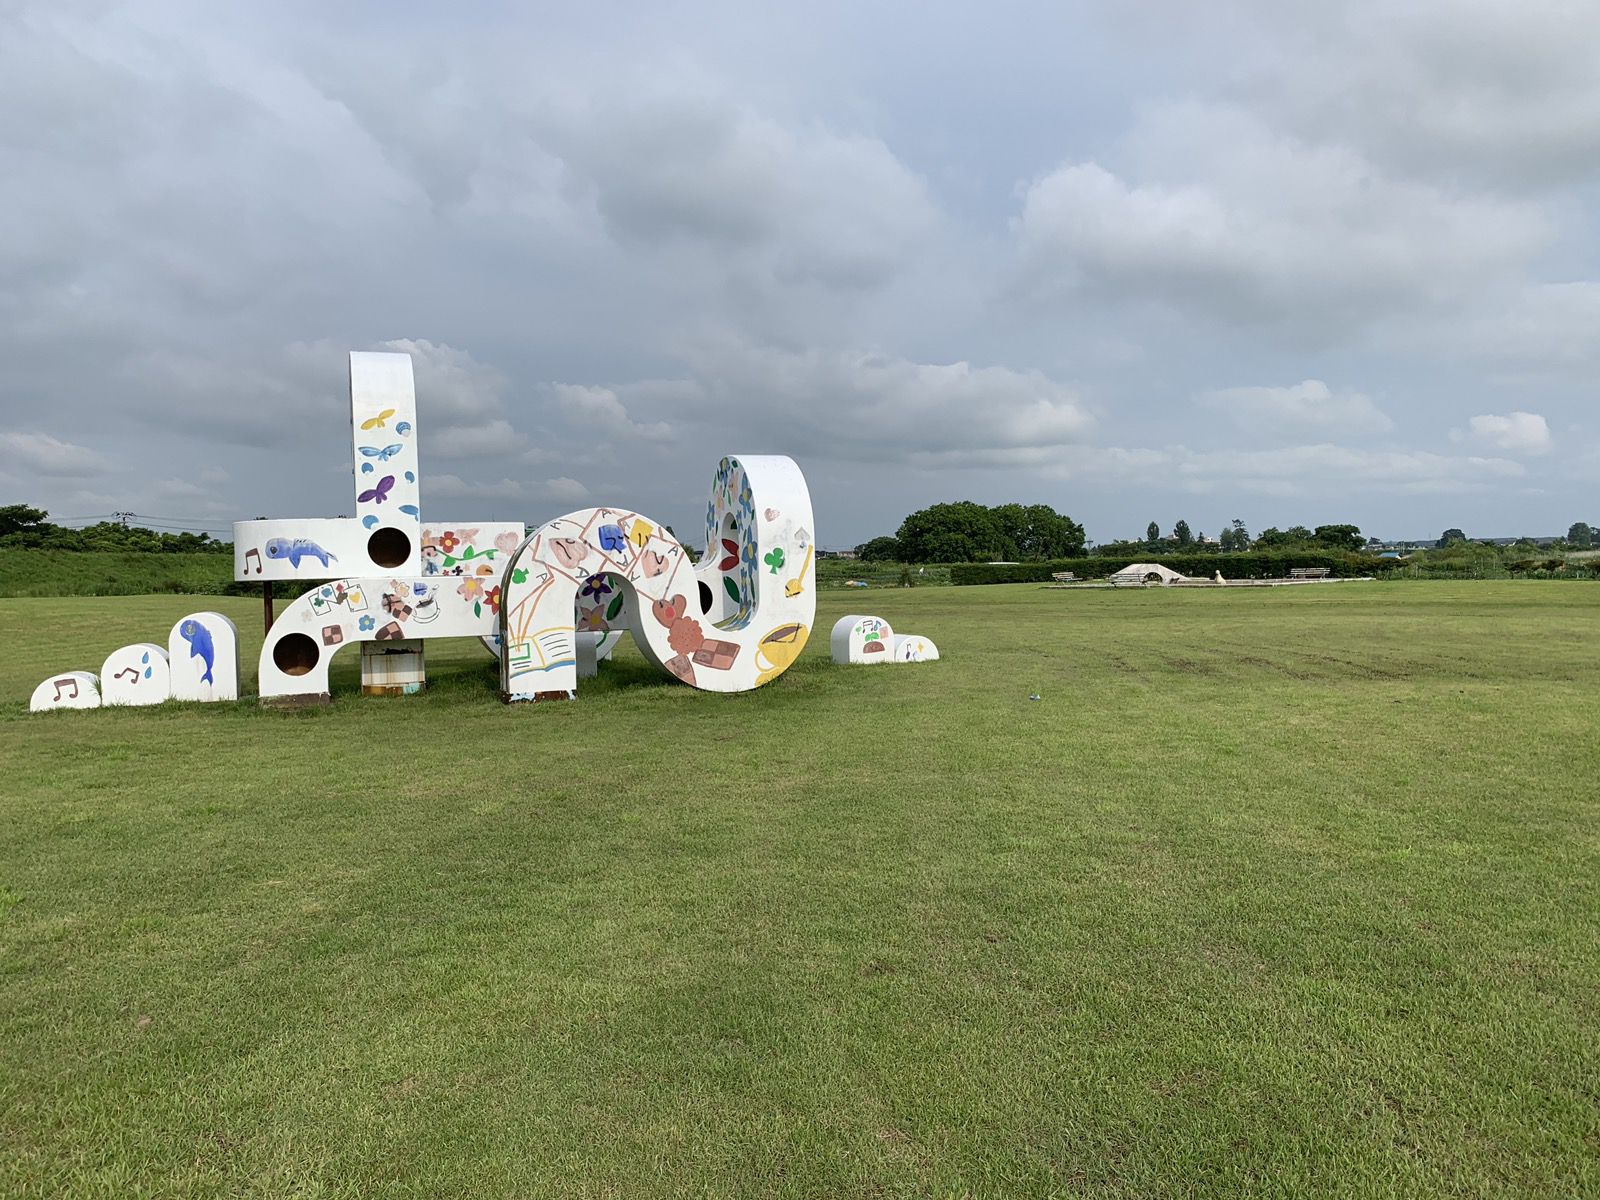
{"left": 361, "top": 683, "right": 425, "bottom": 697}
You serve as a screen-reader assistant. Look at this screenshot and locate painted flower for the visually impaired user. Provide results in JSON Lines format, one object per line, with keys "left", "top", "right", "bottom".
{"left": 581, "top": 574, "right": 612, "bottom": 600}
{"left": 579, "top": 607, "right": 608, "bottom": 631}
{"left": 358, "top": 615, "right": 376, "bottom": 632}
{"left": 495, "top": 530, "right": 520, "bottom": 554}
{"left": 718, "top": 538, "right": 739, "bottom": 572}
{"left": 439, "top": 531, "right": 461, "bottom": 554}
{"left": 458, "top": 577, "right": 484, "bottom": 601}
{"left": 484, "top": 585, "right": 501, "bottom": 616}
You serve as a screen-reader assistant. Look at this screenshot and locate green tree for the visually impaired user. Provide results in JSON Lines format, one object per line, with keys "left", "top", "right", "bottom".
{"left": 1218, "top": 526, "right": 1238, "bottom": 552}
{"left": 1567, "top": 521, "right": 1594, "bottom": 548}
{"left": 991, "top": 502, "right": 1086, "bottom": 560}
{"left": 1173, "top": 519, "right": 1193, "bottom": 547}
{"left": 1313, "top": 524, "right": 1364, "bottom": 551}
{"left": 1146, "top": 520, "right": 1160, "bottom": 543}
{"left": 0, "top": 504, "right": 48, "bottom": 536}
{"left": 855, "top": 535, "right": 903, "bottom": 562}
{"left": 1438, "top": 528, "right": 1467, "bottom": 548}
{"left": 1231, "top": 518, "right": 1248, "bottom": 545}
{"left": 895, "top": 501, "right": 1006, "bottom": 563}
{"left": 1257, "top": 525, "right": 1315, "bottom": 548}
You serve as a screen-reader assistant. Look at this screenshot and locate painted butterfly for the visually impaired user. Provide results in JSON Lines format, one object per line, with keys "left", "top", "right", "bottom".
{"left": 359, "top": 444, "right": 404, "bottom": 461}
{"left": 360, "top": 408, "right": 396, "bottom": 430}
{"left": 358, "top": 474, "right": 395, "bottom": 504}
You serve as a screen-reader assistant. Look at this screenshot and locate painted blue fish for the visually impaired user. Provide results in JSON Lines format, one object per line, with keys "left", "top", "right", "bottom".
{"left": 179, "top": 619, "right": 216, "bottom": 686}
{"left": 265, "top": 537, "right": 338, "bottom": 569}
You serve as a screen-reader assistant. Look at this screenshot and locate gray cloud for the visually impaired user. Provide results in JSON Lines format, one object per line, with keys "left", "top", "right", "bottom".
{"left": 0, "top": 0, "right": 1595, "bottom": 545}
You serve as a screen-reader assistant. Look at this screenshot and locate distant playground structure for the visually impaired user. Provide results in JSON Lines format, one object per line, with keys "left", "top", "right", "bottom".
{"left": 1051, "top": 562, "right": 1374, "bottom": 589}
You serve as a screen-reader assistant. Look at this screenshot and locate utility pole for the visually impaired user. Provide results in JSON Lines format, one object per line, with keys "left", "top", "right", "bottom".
{"left": 113, "top": 511, "right": 134, "bottom": 527}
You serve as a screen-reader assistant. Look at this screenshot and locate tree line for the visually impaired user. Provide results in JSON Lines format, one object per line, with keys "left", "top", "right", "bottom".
{"left": 0, "top": 505, "right": 231, "bottom": 554}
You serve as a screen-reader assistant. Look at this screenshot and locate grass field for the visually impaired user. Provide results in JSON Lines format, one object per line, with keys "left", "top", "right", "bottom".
{"left": 2, "top": 583, "right": 1596, "bottom": 1197}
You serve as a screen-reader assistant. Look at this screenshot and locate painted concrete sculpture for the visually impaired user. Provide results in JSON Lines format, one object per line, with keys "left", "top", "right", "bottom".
{"left": 168, "top": 612, "right": 240, "bottom": 701}
{"left": 27, "top": 347, "right": 828, "bottom": 710}
{"left": 892, "top": 633, "right": 940, "bottom": 662}
{"left": 29, "top": 671, "right": 100, "bottom": 712}
{"left": 499, "top": 456, "right": 814, "bottom": 701}
{"left": 831, "top": 614, "right": 895, "bottom": 664}
{"left": 100, "top": 643, "right": 171, "bottom": 706}
{"left": 241, "top": 351, "right": 529, "bottom": 701}
{"left": 234, "top": 353, "right": 424, "bottom": 582}
{"left": 831, "top": 615, "right": 942, "bottom": 667}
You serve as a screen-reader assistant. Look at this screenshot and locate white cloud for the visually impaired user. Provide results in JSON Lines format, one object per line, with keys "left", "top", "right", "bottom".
{"left": 1196, "top": 380, "right": 1392, "bottom": 438}
{"left": 552, "top": 384, "right": 671, "bottom": 441}
{"left": 539, "top": 90, "right": 941, "bottom": 290}
{"left": 665, "top": 338, "right": 1094, "bottom": 465}
{"left": 428, "top": 473, "right": 589, "bottom": 505}
{"left": 1048, "top": 441, "right": 1526, "bottom": 498}
{"left": 0, "top": 431, "right": 110, "bottom": 477}
{"left": 1013, "top": 102, "right": 1550, "bottom": 332}
{"left": 1453, "top": 411, "right": 1552, "bottom": 456}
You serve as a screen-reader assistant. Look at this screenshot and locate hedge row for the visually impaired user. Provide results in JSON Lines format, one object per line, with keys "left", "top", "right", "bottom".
{"left": 949, "top": 551, "right": 1401, "bottom": 586}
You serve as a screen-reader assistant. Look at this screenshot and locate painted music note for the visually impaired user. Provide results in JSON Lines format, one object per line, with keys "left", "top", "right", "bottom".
{"left": 113, "top": 667, "right": 139, "bottom": 683}
{"left": 52, "top": 677, "right": 78, "bottom": 701}
{"left": 244, "top": 547, "right": 263, "bottom": 574}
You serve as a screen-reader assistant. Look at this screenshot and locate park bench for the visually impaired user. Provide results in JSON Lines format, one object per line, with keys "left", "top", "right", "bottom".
{"left": 1051, "top": 571, "right": 1078, "bottom": 582}
{"left": 1289, "top": 567, "right": 1332, "bottom": 580}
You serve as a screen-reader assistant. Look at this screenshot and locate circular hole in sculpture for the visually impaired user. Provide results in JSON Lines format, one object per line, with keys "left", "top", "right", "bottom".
{"left": 368, "top": 527, "right": 412, "bottom": 569}
{"left": 273, "top": 632, "right": 320, "bottom": 677}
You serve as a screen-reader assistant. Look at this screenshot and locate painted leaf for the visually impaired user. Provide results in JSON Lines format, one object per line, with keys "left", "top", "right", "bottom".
{"left": 723, "top": 577, "right": 740, "bottom": 604}
{"left": 606, "top": 594, "right": 625, "bottom": 621}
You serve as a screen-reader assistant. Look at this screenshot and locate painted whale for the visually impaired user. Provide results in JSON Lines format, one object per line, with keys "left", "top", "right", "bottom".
{"left": 178, "top": 618, "right": 216, "bottom": 686}
{"left": 265, "top": 537, "right": 338, "bottom": 569}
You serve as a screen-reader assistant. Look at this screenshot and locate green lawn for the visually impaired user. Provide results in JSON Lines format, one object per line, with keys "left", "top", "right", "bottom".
{"left": 1, "top": 583, "right": 1596, "bottom": 1198}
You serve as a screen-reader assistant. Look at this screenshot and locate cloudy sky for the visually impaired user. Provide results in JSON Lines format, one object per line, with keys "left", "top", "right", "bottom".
{"left": 3, "top": 0, "right": 1596, "bottom": 547}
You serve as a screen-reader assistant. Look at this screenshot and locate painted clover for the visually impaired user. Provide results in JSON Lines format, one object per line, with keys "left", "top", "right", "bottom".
{"left": 764, "top": 547, "right": 785, "bottom": 575}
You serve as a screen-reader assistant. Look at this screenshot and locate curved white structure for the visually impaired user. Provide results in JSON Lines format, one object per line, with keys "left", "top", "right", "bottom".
{"left": 499, "top": 456, "right": 815, "bottom": 701}
{"left": 29, "top": 671, "right": 100, "bottom": 712}
{"left": 892, "top": 633, "right": 940, "bottom": 662}
{"left": 101, "top": 643, "right": 170, "bottom": 706}
{"left": 168, "top": 611, "right": 240, "bottom": 701}
{"left": 831, "top": 614, "right": 894, "bottom": 664}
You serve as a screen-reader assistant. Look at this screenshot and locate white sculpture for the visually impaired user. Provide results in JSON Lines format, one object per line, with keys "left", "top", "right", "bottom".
{"left": 892, "top": 634, "right": 940, "bottom": 662}
{"left": 100, "top": 644, "right": 170, "bottom": 706}
{"left": 499, "top": 456, "right": 815, "bottom": 700}
{"left": 168, "top": 611, "right": 241, "bottom": 702}
{"left": 832, "top": 615, "right": 942, "bottom": 667}
{"left": 831, "top": 614, "right": 895, "bottom": 664}
{"left": 29, "top": 671, "right": 100, "bottom": 712}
